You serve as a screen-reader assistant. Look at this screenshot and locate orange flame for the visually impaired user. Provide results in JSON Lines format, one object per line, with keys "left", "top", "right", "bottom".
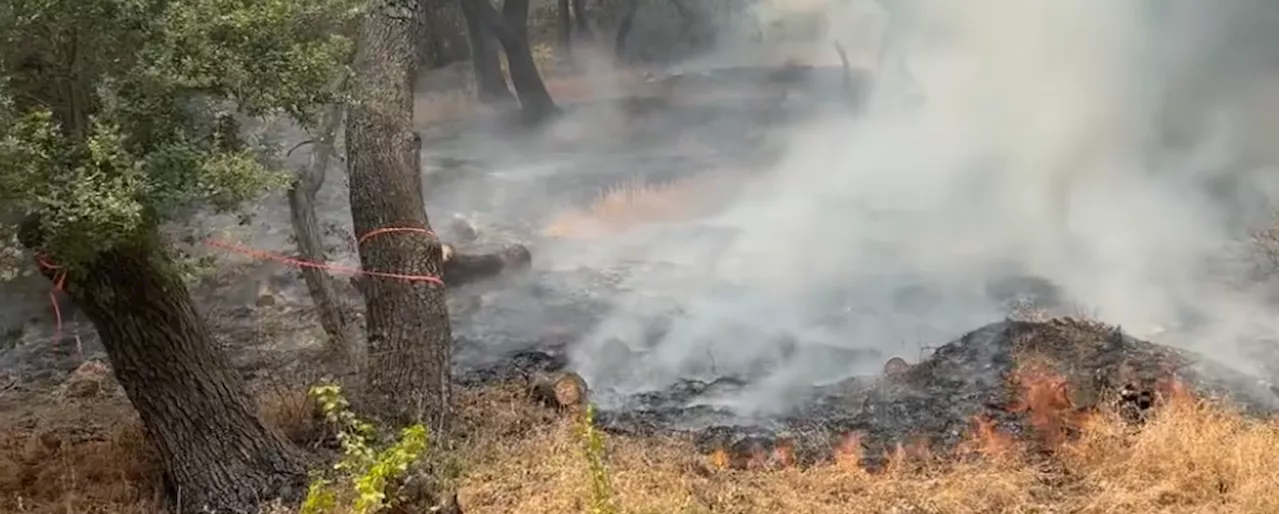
{"left": 883, "top": 443, "right": 909, "bottom": 474}
{"left": 902, "top": 435, "right": 932, "bottom": 462}
{"left": 772, "top": 438, "right": 797, "bottom": 469}
{"left": 960, "top": 415, "right": 1016, "bottom": 459}
{"left": 1156, "top": 377, "right": 1193, "bottom": 406}
{"left": 709, "top": 448, "right": 730, "bottom": 470}
{"left": 1008, "top": 363, "right": 1081, "bottom": 449}
{"left": 834, "top": 432, "right": 864, "bottom": 467}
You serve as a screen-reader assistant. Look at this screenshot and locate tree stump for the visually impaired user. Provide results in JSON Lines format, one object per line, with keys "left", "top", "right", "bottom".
{"left": 528, "top": 371, "right": 588, "bottom": 410}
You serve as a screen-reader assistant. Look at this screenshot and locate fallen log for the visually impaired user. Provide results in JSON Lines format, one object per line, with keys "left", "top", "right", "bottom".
{"left": 528, "top": 371, "right": 588, "bottom": 410}
{"left": 442, "top": 243, "right": 532, "bottom": 287}
{"left": 349, "top": 243, "right": 531, "bottom": 293}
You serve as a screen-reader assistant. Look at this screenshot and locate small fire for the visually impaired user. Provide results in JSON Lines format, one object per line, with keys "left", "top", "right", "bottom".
{"left": 834, "top": 431, "right": 864, "bottom": 467}
{"left": 903, "top": 436, "right": 932, "bottom": 461}
{"left": 1156, "top": 377, "right": 1193, "bottom": 405}
{"left": 709, "top": 447, "right": 730, "bottom": 470}
{"left": 772, "top": 438, "right": 797, "bottom": 469}
{"left": 960, "top": 415, "right": 1016, "bottom": 459}
{"left": 883, "top": 443, "right": 910, "bottom": 474}
{"left": 1008, "top": 363, "right": 1084, "bottom": 449}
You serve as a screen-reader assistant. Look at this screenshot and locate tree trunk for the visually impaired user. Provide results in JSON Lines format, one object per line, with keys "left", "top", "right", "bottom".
{"left": 571, "top": 0, "right": 595, "bottom": 41}
{"left": 346, "top": 0, "right": 452, "bottom": 432}
{"left": 475, "top": 0, "right": 560, "bottom": 124}
{"left": 21, "top": 227, "right": 307, "bottom": 513}
{"left": 558, "top": 0, "right": 574, "bottom": 66}
{"left": 614, "top": 0, "right": 639, "bottom": 63}
{"left": 288, "top": 96, "right": 356, "bottom": 365}
{"left": 459, "top": 0, "right": 516, "bottom": 106}
{"left": 420, "top": 0, "right": 471, "bottom": 68}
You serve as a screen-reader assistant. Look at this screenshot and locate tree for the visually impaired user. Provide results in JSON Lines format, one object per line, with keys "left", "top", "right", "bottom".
{"left": 345, "top": 0, "right": 453, "bottom": 432}
{"left": 0, "top": 0, "right": 357, "bottom": 511}
{"left": 473, "top": 0, "right": 560, "bottom": 123}
{"left": 614, "top": 0, "right": 640, "bottom": 63}
{"left": 419, "top": 0, "right": 470, "bottom": 68}
{"left": 558, "top": 0, "right": 597, "bottom": 69}
{"left": 558, "top": 0, "right": 573, "bottom": 63}
{"left": 458, "top": 0, "right": 516, "bottom": 106}
{"left": 572, "top": 0, "right": 595, "bottom": 42}
{"left": 288, "top": 77, "right": 356, "bottom": 364}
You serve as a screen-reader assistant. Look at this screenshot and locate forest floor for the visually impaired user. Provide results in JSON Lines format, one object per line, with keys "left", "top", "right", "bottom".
{"left": 1, "top": 55, "right": 1278, "bottom": 514}
{"left": 1, "top": 368, "right": 1276, "bottom": 514}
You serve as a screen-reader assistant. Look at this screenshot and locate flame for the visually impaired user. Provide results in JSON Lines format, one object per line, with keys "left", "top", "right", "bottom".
{"left": 883, "top": 443, "right": 909, "bottom": 474}
{"left": 772, "top": 438, "right": 797, "bottom": 469}
{"left": 960, "top": 415, "right": 1016, "bottom": 459}
{"left": 903, "top": 436, "right": 932, "bottom": 462}
{"left": 834, "top": 432, "right": 864, "bottom": 467}
{"left": 746, "top": 442, "right": 770, "bottom": 470}
{"left": 709, "top": 447, "right": 730, "bottom": 470}
{"left": 1156, "top": 377, "right": 1193, "bottom": 406}
{"left": 1008, "top": 363, "right": 1083, "bottom": 449}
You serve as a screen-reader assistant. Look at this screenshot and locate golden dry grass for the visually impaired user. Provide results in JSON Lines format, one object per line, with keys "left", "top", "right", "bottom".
{"left": 541, "top": 172, "right": 734, "bottom": 239}
{"left": 414, "top": 89, "right": 488, "bottom": 127}
{"left": 2, "top": 375, "right": 1275, "bottom": 514}
{"left": 452, "top": 383, "right": 1279, "bottom": 514}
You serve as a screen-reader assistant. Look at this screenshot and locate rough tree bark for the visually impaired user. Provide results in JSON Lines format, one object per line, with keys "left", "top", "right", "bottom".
{"left": 613, "top": 0, "right": 639, "bottom": 62}
{"left": 474, "top": 0, "right": 560, "bottom": 123}
{"left": 558, "top": 0, "right": 574, "bottom": 65}
{"left": 459, "top": 0, "right": 516, "bottom": 106}
{"left": 19, "top": 224, "right": 307, "bottom": 513}
{"left": 571, "top": 0, "right": 594, "bottom": 41}
{"left": 419, "top": 0, "right": 470, "bottom": 68}
{"left": 346, "top": 0, "right": 452, "bottom": 431}
{"left": 288, "top": 89, "right": 355, "bottom": 365}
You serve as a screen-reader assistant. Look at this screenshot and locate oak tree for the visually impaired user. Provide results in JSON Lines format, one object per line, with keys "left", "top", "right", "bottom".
{"left": 344, "top": 0, "right": 453, "bottom": 432}
{"left": 0, "top": 0, "right": 358, "bottom": 511}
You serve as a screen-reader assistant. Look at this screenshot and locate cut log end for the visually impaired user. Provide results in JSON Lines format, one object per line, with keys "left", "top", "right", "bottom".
{"left": 529, "top": 371, "right": 588, "bottom": 410}
{"left": 883, "top": 357, "right": 910, "bottom": 376}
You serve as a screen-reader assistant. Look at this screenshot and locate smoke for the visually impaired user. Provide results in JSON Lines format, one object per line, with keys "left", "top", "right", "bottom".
{"left": 536, "top": 0, "right": 1277, "bottom": 414}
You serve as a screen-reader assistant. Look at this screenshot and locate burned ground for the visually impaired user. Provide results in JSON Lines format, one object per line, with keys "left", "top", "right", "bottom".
{"left": 1, "top": 51, "right": 1277, "bottom": 513}
{"left": 469, "top": 315, "right": 1277, "bottom": 470}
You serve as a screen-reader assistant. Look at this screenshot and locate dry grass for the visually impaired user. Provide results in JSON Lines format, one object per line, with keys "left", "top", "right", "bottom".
{"left": 2, "top": 372, "right": 1275, "bottom": 514}
{"left": 0, "top": 397, "right": 164, "bottom": 514}
{"left": 452, "top": 382, "right": 1279, "bottom": 514}
{"left": 414, "top": 89, "right": 489, "bottom": 126}
{"left": 541, "top": 172, "right": 735, "bottom": 239}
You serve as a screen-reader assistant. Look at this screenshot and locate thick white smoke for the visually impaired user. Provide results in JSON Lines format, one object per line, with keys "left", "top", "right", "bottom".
{"left": 559, "top": 0, "right": 1277, "bottom": 413}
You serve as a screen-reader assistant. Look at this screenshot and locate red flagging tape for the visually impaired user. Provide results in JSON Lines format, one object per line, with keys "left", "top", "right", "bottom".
{"left": 36, "top": 226, "right": 442, "bottom": 346}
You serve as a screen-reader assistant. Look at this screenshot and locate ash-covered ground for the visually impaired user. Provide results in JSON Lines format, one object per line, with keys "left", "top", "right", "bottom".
{"left": 3, "top": 1, "right": 1277, "bottom": 474}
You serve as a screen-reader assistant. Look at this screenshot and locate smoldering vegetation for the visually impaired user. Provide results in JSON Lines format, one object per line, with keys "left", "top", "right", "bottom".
{"left": 2, "top": 0, "right": 1276, "bottom": 461}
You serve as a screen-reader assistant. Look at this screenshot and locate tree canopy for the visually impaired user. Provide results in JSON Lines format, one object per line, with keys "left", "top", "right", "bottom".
{"left": 0, "top": 0, "right": 361, "bottom": 268}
